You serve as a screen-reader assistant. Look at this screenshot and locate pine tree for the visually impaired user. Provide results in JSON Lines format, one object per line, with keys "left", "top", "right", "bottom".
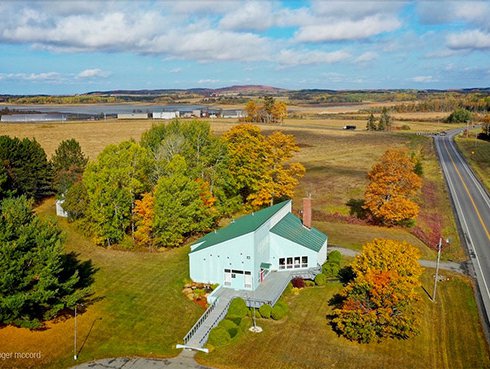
{"left": 0, "top": 196, "right": 90, "bottom": 328}
{"left": 51, "top": 139, "right": 88, "bottom": 195}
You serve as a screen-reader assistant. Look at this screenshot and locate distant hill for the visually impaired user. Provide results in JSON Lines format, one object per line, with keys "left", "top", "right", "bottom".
{"left": 87, "top": 85, "right": 287, "bottom": 97}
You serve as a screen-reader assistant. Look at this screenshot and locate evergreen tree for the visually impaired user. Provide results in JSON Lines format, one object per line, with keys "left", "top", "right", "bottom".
{"left": 51, "top": 139, "right": 88, "bottom": 195}
{"left": 0, "top": 136, "right": 52, "bottom": 201}
{"left": 366, "top": 113, "right": 377, "bottom": 131}
{"left": 378, "top": 108, "right": 392, "bottom": 131}
{"left": 0, "top": 196, "right": 90, "bottom": 328}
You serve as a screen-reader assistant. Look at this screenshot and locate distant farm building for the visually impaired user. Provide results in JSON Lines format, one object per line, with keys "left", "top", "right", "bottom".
{"left": 1, "top": 113, "right": 67, "bottom": 123}
{"left": 152, "top": 111, "right": 180, "bottom": 119}
{"left": 222, "top": 110, "right": 245, "bottom": 119}
{"left": 117, "top": 113, "right": 149, "bottom": 119}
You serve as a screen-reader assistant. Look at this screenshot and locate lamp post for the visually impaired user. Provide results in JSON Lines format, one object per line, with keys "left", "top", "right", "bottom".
{"left": 74, "top": 303, "right": 83, "bottom": 360}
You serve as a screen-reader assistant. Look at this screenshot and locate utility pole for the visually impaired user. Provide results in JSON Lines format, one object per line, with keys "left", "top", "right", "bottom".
{"left": 432, "top": 238, "right": 442, "bottom": 302}
{"left": 74, "top": 304, "right": 78, "bottom": 360}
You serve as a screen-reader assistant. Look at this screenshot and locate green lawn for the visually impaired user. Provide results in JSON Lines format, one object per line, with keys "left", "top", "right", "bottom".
{"left": 0, "top": 198, "right": 202, "bottom": 369}
{"left": 197, "top": 271, "right": 490, "bottom": 369}
{"left": 455, "top": 135, "right": 490, "bottom": 193}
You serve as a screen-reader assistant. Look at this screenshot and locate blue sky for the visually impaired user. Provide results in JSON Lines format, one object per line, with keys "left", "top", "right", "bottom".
{"left": 0, "top": 0, "right": 489, "bottom": 94}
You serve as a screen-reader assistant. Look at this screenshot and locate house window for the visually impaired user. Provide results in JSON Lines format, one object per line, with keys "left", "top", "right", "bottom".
{"left": 279, "top": 258, "right": 285, "bottom": 270}
{"left": 287, "top": 257, "right": 293, "bottom": 269}
{"left": 302, "top": 256, "right": 308, "bottom": 268}
{"left": 294, "top": 257, "right": 301, "bottom": 268}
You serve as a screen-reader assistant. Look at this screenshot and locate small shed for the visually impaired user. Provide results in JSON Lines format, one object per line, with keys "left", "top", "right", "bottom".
{"left": 55, "top": 199, "right": 69, "bottom": 218}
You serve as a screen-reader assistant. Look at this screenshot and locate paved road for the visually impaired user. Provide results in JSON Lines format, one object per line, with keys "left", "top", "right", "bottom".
{"left": 71, "top": 350, "right": 212, "bottom": 369}
{"left": 329, "top": 246, "right": 464, "bottom": 274}
{"left": 434, "top": 130, "right": 490, "bottom": 325}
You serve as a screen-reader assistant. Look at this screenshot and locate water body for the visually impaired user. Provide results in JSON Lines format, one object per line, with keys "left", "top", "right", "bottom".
{"left": 2, "top": 104, "right": 208, "bottom": 116}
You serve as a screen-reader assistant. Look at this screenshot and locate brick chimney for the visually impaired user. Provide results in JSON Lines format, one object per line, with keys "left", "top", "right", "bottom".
{"left": 302, "top": 197, "right": 312, "bottom": 229}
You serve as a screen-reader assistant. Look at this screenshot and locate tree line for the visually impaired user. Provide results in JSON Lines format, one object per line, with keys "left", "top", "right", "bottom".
{"left": 61, "top": 120, "right": 304, "bottom": 248}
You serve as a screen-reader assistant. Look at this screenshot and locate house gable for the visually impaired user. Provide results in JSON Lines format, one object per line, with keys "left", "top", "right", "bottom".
{"left": 190, "top": 200, "right": 291, "bottom": 254}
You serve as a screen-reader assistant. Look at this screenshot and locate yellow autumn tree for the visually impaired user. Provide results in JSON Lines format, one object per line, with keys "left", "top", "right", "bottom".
{"left": 332, "top": 239, "right": 422, "bottom": 343}
{"left": 364, "top": 148, "right": 422, "bottom": 226}
{"left": 224, "top": 124, "right": 305, "bottom": 207}
{"left": 133, "top": 192, "right": 155, "bottom": 248}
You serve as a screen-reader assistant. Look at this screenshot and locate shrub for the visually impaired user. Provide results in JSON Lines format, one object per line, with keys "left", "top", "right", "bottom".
{"left": 271, "top": 305, "right": 286, "bottom": 320}
{"left": 446, "top": 108, "right": 472, "bottom": 123}
{"left": 226, "top": 316, "right": 242, "bottom": 326}
{"left": 327, "top": 250, "right": 342, "bottom": 265}
{"left": 400, "top": 124, "right": 411, "bottom": 130}
{"left": 323, "top": 263, "right": 341, "bottom": 278}
{"left": 207, "top": 326, "right": 231, "bottom": 347}
{"left": 227, "top": 298, "right": 248, "bottom": 319}
{"left": 259, "top": 304, "right": 272, "bottom": 319}
{"left": 315, "top": 273, "right": 327, "bottom": 286}
{"left": 218, "top": 319, "right": 239, "bottom": 339}
{"left": 291, "top": 277, "right": 305, "bottom": 288}
{"left": 305, "top": 280, "right": 316, "bottom": 287}
{"left": 239, "top": 316, "right": 252, "bottom": 331}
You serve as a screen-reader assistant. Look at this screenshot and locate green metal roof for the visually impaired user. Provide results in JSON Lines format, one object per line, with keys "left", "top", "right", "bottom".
{"left": 270, "top": 213, "right": 327, "bottom": 252}
{"left": 190, "top": 200, "right": 291, "bottom": 253}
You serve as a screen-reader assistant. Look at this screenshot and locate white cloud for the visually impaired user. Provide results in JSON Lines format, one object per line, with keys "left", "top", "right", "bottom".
{"left": 311, "top": 1, "right": 405, "bottom": 19}
{"left": 447, "top": 30, "right": 490, "bottom": 50}
{"left": 411, "top": 76, "right": 436, "bottom": 83}
{"left": 77, "top": 68, "right": 110, "bottom": 79}
{"left": 0, "top": 72, "right": 63, "bottom": 82}
{"left": 355, "top": 51, "right": 378, "bottom": 63}
{"left": 197, "top": 79, "right": 221, "bottom": 84}
{"left": 417, "top": 1, "right": 490, "bottom": 29}
{"left": 169, "top": 68, "right": 182, "bottom": 73}
{"left": 219, "top": 1, "right": 274, "bottom": 31}
{"left": 294, "top": 15, "right": 401, "bottom": 42}
{"left": 277, "top": 49, "right": 350, "bottom": 66}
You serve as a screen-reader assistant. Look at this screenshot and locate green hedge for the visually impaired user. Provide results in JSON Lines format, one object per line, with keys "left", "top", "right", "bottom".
{"left": 327, "top": 250, "right": 342, "bottom": 265}
{"left": 227, "top": 298, "right": 248, "bottom": 319}
{"left": 219, "top": 318, "right": 239, "bottom": 338}
{"left": 315, "top": 273, "right": 327, "bottom": 286}
{"left": 259, "top": 304, "right": 272, "bottom": 319}
{"left": 208, "top": 326, "right": 231, "bottom": 347}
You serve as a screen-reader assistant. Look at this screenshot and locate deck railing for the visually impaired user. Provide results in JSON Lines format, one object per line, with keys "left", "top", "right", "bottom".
{"left": 183, "top": 298, "right": 219, "bottom": 344}
{"left": 198, "top": 298, "right": 233, "bottom": 345}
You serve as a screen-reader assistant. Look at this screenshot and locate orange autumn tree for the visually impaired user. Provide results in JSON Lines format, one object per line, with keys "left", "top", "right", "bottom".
{"left": 133, "top": 192, "right": 155, "bottom": 248}
{"left": 224, "top": 124, "right": 305, "bottom": 207}
{"left": 364, "top": 148, "right": 422, "bottom": 226}
{"left": 332, "top": 239, "right": 422, "bottom": 343}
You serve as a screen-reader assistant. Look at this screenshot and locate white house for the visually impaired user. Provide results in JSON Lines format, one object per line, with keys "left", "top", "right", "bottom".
{"left": 152, "top": 111, "right": 179, "bottom": 119}
{"left": 189, "top": 199, "right": 327, "bottom": 291}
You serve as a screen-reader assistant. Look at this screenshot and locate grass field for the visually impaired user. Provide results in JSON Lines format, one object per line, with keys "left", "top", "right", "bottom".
{"left": 455, "top": 134, "right": 490, "bottom": 193}
{"left": 0, "top": 116, "right": 475, "bottom": 368}
{"left": 196, "top": 271, "right": 490, "bottom": 369}
{"left": 0, "top": 198, "right": 202, "bottom": 369}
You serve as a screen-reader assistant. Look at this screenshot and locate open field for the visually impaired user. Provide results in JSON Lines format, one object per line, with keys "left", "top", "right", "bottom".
{"left": 0, "top": 117, "right": 464, "bottom": 260}
{"left": 0, "top": 198, "right": 202, "bottom": 369}
{"left": 197, "top": 271, "right": 490, "bottom": 369}
{"left": 455, "top": 134, "right": 490, "bottom": 193}
{"left": 0, "top": 116, "right": 474, "bottom": 368}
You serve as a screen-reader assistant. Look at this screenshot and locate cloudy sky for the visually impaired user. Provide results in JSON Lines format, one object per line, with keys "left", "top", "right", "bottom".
{"left": 1, "top": 0, "right": 489, "bottom": 94}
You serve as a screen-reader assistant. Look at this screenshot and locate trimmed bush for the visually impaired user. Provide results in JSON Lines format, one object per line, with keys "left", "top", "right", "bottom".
{"left": 218, "top": 319, "right": 239, "bottom": 338}
{"left": 227, "top": 297, "right": 248, "bottom": 319}
{"left": 239, "top": 316, "right": 252, "bottom": 331}
{"left": 227, "top": 316, "right": 242, "bottom": 326}
{"left": 259, "top": 304, "right": 272, "bottom": 319}
{"left": 305, "top": 280, "right": 316, "bottom": 287}
{"left": 207, "top": 326, "right": 231, "bottom": 347}
{"left": 315, "top": 273, "right": 327, "bottom": 286}
{"left": 271, "top": 304, "right": 286, "bottom": 320}
{"left": 291, "top": 277, "right": 305, "bottom": 288}
{"left": 323, "top": 263, "right": 341, "bottom": 278}
{"left": 327, "top": 250, "right": 342, "bottom": 265}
